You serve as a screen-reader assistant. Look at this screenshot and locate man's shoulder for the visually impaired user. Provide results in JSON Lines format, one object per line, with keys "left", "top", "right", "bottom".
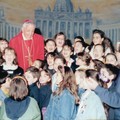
{"left": 10, "top": 32, "right": 22, "bottom": 42}
{"left": 33, "top": 33, "right": 44, "bottom": 40}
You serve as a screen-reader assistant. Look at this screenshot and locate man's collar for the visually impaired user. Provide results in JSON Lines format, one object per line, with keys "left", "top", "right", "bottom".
{"left": 22, "top": 33, "right": 33, "bottom": 40}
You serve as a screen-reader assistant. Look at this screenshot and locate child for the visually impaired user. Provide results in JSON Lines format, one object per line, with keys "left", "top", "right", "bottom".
{"left": 0, "top": 38, "right": 9, "bottom": 65}
{"left": 0, "top": 75, "right": 41, "bottom": 120}
{"left": 103, "top": 37, "right": 115, "bottom": 56}
{"left": 76, "top": 52, "right": 91, "bottom": 70}
{"left": 24, "top": 66, "right": 40, "bottom": 103}
{"left": 62, "top": 43, "right": 74, "bottom": 68}
{"left": 71, "top": 41, "right": 85, "bottom": 61}
{"left": 84, "top": 64, "right": 120, "bottom": 120}
{"left": 75, "top": 69, "right": 106, "bottom": 120}
{"left": 45, "top": 52, "right": 56, "bottom": 75}
{"left": 74, "top": 36, "right": 88, "bottom": 48}
{"left": 105, "top": 53, "right": 118, "bottom": 66}
{"left": 0, "top": 38, "right": 9, "bottom": 53}
{"left": 0, "top": 70, "right": 11, "bottom": 102}
{"left": 37, "top": 69, "right": 52, "bottom": 119}
{"left": 74, "top": 41, "right": 85, "bottom": 56}
{"left": 54, "top": 32, "right": 66, "bottom": 55}
{"left": 0, "top": 47, "right": 24, "bottom": 78}
{"left": 93, "top": 44, "right": 105, "bottom": 62}
{"left": 45, "top": 66, "right": 79, "bottom": 120}
{"left": 52, "top": 56, "right": 65, "bottom": 92}
{"left": 45, "top": 39, "right": 56, "bottom": 56}
{"left": 86, "top": 29, "right": 105, "bottom": 57}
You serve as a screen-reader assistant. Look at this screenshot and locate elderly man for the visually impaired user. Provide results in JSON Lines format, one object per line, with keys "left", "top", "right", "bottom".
{"left": 9, "top": 20, "right": 44, "bottom": 71}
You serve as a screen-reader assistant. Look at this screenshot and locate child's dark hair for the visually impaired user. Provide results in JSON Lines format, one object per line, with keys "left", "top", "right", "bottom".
{"left": 105, "top": 53, "right": 117, "bottom": 62}
{"left": 74, "top": 36, "right": 88, "bottom": 47}
{"left": 54, "top": 66, "right": 80, "bottom": 104}
{"left": 45, "top": 39, "right": 56, "bottom": 46}
{"left": 74, "top": 41, "right": 86, "bottom": 51}
{"left": 64, "top": 39, "right": 72, "bottom": 47}
{"left": 0, "top": 51, "right": 3, "bottom": 65}
{"left": 93, "top": 29, "right": 105, "bottom": 39}
{"left": 77, "top": 52, "right": 91, "bottom": 66}
{"left": 0, "top": 37, "right": 9, "bottom": 44}
{"left": 34, "top": 59, "right": 45, "bottom": 69}
{"left": 2, "top": 47, "right": 18, "bottom": 65}
{"left": 74, "top": 36, "right": 84, "bottom": 42}
{"left": 54, "top": 32, "right": 66, "bottom": 40}
{"left": 92, "top": 59, "right": 105, "bottom": 72}
{"left": 103, "top": 64, "right": 119, "bottom": 81}
{"left": 46, "top": 52, "right": 56, "bottom": 59}
{"left": 37, "top": 69, "right": 52, "bottom": 88}
{"left": 85, "top": 69, "right": 102, "bottom": 86}
{"left": 63, "top": 43, "right": 73, "bottom": 52}
{"left": 0, "top": 70, "right": 8, "bottom": 85}
{"left": 40, "top": 69, "right": 52, "bottom": 81}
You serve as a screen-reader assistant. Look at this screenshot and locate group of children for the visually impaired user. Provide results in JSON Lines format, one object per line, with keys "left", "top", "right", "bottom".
{"left": 0, "top": 29, "right": 120, "bottom": 120}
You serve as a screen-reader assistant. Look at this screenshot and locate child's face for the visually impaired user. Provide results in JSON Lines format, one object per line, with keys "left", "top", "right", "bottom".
{"left": 0, "top": 41, "right": 8, "bottom": 52}
{"left": 3, "top": 50, "right": 15, "bottom": 64}
{"left": 93, "top": 33, "right": 103, "bottom": 45}
{"left": 93, "top": 46, "right": 104, "bottom": 59}
{"left": 62, "top": 46, "right": 71, "bottom": 58}
{"left": 39, "top": 71, "right": 50, "bottom": 84}
{"left": 74, "top": 38, "right": 81, "bottom": 43}
{"left": 47, "top": 55, "right": 54, "bottom": 66}
{"left": 54, "top": 58, "right": 64, "bottom": 71}
{"left": 24, "top": 71, "right": 37, "bottom": 85}
{"left": 45, "top": 41, "right": 56, "bottom": 53}
{"left": 106, "top": 55, "right": 117, "bottom": 66}
{"left": 74, "top": 42, "right": 83, "bottom": 53}
{"left": 55, "top": 35, "right": 65, "bottom": 47}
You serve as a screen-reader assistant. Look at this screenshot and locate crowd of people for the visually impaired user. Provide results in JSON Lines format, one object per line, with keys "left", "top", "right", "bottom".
{"left": 0, "top": 19, "right": 120, "bottom": 120}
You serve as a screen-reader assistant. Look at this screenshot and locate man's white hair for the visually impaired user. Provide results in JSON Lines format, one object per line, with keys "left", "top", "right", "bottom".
{"left": 21, "top": 21, "right": 36, "bottom": 31}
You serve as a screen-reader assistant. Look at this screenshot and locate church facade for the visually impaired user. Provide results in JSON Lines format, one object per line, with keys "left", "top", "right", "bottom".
{"left": 0, "top": 7, "right": 6, "bottom": 38}
{"left": 96, "top": 21, "right": 120, "bottom": 45}
{"left": 0, "top": 1, "right": 120, "bottom": 45}
{"left": 35, "top": 0, "right": 93, "bottom": 40}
